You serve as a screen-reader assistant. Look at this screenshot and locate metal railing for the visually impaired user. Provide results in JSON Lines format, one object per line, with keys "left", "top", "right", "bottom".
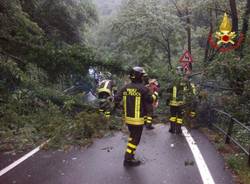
{"left": 209, "top": 108, "right": 250, "bottom": 166}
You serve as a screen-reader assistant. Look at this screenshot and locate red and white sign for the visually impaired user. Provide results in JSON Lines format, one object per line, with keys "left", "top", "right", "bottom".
{"left": 179, "top": 50, "right": 193, "bottom": 72}
{"left": 179, "top": 50, "right": 193, "bottom": 63}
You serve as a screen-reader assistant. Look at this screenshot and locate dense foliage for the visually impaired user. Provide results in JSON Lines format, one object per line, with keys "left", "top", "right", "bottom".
{"left": 0, "top": 0, "right": 249, "bottom": 172}
{"left": 0, "top": 0, "right": 124, "bottom": 151}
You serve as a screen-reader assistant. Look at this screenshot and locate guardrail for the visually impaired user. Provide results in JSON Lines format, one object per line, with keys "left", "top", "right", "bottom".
{"left": 209, "top": 108, "right": 250, "bottom": 166}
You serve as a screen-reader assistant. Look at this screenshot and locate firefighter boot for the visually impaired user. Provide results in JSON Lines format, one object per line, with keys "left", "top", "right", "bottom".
{"left": 146, "top": 123, "right": 155, "bottom": 130}
{"left": 123, "top": 158, "right": 141, "bottom": 167}
{"left": 145, "top": 116, "right": 154, "bottom": 130}
{"left": 124, "top": 153, "right": 141, "bottom": 167}
{"left": 176, "top": 124, "right": 182, "bottom": 134}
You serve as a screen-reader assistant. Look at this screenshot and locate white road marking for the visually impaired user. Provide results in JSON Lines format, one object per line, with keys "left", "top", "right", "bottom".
{"left": 0, "top": 140, "right": 49, "bottom": 176}
{"left": 182, "top": 127, "right": 215, "bottom": 184}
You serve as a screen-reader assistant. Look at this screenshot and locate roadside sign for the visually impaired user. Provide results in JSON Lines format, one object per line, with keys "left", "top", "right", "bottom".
{"left": 179, "top": 50, "right": 193, "bottom": 63}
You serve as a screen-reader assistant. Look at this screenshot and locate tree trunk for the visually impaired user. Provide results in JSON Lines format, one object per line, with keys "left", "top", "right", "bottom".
{"left": 239, "top": 0, "right": 250, "bottom": 57}
{"left": 167, "top": 40, "right": 172, "bottom": 69}
{"left": 186, "top": 8, "right": 192, "bottom": 54}
{"left": 229, "top": 0, "right": 238, "bottom": 32}
{"left": 204, "top": 9, "right": 213, "bottom": 63}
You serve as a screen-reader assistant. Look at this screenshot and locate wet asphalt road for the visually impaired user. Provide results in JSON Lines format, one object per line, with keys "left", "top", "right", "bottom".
{"left": 0, "top": 124, "right": 233, "bottom": 184}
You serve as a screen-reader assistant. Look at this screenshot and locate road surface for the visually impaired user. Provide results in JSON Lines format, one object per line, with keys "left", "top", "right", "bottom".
{"left": 0, "top": 124, "right": 233, "bottom": 184}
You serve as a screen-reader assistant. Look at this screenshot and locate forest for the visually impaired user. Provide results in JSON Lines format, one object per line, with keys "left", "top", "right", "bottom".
{"left": 0, "top": 0, "right": 250, "bottom": 183}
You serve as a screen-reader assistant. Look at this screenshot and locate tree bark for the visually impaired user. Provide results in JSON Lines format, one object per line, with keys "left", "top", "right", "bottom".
{"left": 239, "top": 0, "right": 250, "bottom": 57}
{"left": 166, "top": 39, "right": 172, "bottom": 69}
{"left": 186, "top": 8, "right": 191, "bottom": 54}
{"left": 171, "top": 0, "right": 191, "bottom": 54}
{"left": 204, "top": 15, "right": 212, "bottom": 62}
{"left": 229, "top": 0, "right": 238, "bottom": 32}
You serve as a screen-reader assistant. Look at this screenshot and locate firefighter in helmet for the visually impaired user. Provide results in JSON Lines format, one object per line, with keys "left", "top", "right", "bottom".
{"left": 97, "top": 78, "right": 117, "bottom": 118}
{"left": 144, "top": 77, "right": 160, "bottom": 130}
{"left": 115, "top": 66, "right": 158, "bottom": 167}
{"left": 167, "top": 66, "right": 196, "bottom": 134}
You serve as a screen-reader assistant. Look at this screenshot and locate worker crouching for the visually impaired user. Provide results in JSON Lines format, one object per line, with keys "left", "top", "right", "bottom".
{"left": 97, "top": 79, "right": 117, "bottom": 118}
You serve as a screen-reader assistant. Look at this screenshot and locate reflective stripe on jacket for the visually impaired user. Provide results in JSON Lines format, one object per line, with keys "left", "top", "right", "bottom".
{"left": 169, "top": 83, "right": 187, "bottom": 106}
{"left": 97, "top": 80, "right": 114, "bottom": 96}
{"left": 115, "top": 82, "right": 153, "bottom": 125}
{"left": 169, "top": 82, "right": 196, "bottom": 106}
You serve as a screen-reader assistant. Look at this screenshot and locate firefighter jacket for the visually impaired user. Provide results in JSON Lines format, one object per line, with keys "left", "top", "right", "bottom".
{"left": 115, "top": 82, "right": 156, "bottom": 125}
{"left": 168, "top": 81, "right": 196, "bottom": 107}
{"left": 97, "top": 80, "right": 117, "bottom": 97}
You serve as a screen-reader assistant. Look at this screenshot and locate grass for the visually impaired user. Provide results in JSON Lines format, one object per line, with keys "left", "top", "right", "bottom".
{"left": 200, "top": 127, "right": 250, "bottom": 184}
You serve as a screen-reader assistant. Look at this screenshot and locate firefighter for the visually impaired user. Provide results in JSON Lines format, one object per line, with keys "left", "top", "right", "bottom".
{"left": 144, "top": 78, "right": 160, "bottom": 130}
{"left": 184, "top": 74, "right": 197, "bottom": 125}
{"left": 97, "top": 79, "right": 117, "bottom": 118}
{"left": 114, "top": 66, "right": 158, "bottom": 167}
{"left": 167, "top": 66, "right": 197, "bottom": 134}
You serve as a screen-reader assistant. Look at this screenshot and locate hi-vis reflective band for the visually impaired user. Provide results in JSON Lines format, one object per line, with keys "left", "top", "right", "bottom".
{"left": 135, "top": 96, "right": 141, "bottom": 118}
{"left": 123, "top": 96, "right": 127, "bottom": 117}
{"left": 173, "top": 86, "right": 177, "bottom": 100}
{"left": 177, "top": 118, "right": 183, "bottom": 124}
{"left": 126, "top": 148, "right": 132, "bottom": 154}
{"left": 146, "top": 116, "right": 152, "bottom": 123}
{"left": 183, "top": 86, "right": 187, "bottom": 101}
{"left": 104, "top": 81, "right": 109, "bottom": 89}
{"left": 124, "top": 117, "right": 144, "bottom": 125}
{"left": 98, "top": 81, "right": 111, "bottom": 95}
{"left": 191, "top": 83, "right": 196, "bottom": 95}
{"left": 98, "top": 88, "right": 111, "bottom": 95}
{"left": 127, "top": 143, "right": 137, "bottom": 149}
{"left": 190, "top": 111, "right": 196, "bottom": 117}
{"left": 170, "top": 101, "right": 184, "bottom": 106}
{"left": 147, "top": 116, "right": 153, "bottom": 120}
{"left": 169, "top": 116, "right": 177, "bottom": 122}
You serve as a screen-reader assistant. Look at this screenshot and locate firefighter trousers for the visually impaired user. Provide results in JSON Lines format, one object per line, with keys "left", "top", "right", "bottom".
{"left": 98, "top": 92, "right": 111, "bottom": 118}
{"left": 124, "top": 124, "right": 143, "bottom": 160}
{"left": 169, "top": 105, "right": 184, "bottom": 134}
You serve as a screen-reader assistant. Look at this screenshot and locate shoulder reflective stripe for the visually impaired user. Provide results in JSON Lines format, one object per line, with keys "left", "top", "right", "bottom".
{"left": 123, "top": 96, "right": 127, "bottom": 117}
{"left": 173, "top": 86, "right": 177, "bottom": 100}
{"left": 104, "top": 81, "right": 109, "bottom": 89}
{"left": 98, "top": 81, "right": 111, "bottom": 95}
{"left": 135, "top": 96, "right": 141, "bottom": 119}
{"left": 127, "top": 143, "right": 137, "bottom": 149}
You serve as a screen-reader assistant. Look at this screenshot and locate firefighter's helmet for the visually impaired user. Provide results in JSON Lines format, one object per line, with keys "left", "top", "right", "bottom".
{"left": 129, "top": 66, "right": 146, "bottom": 83}
{"left": 176, "top": 66, "right": 184, "bottom": 75}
